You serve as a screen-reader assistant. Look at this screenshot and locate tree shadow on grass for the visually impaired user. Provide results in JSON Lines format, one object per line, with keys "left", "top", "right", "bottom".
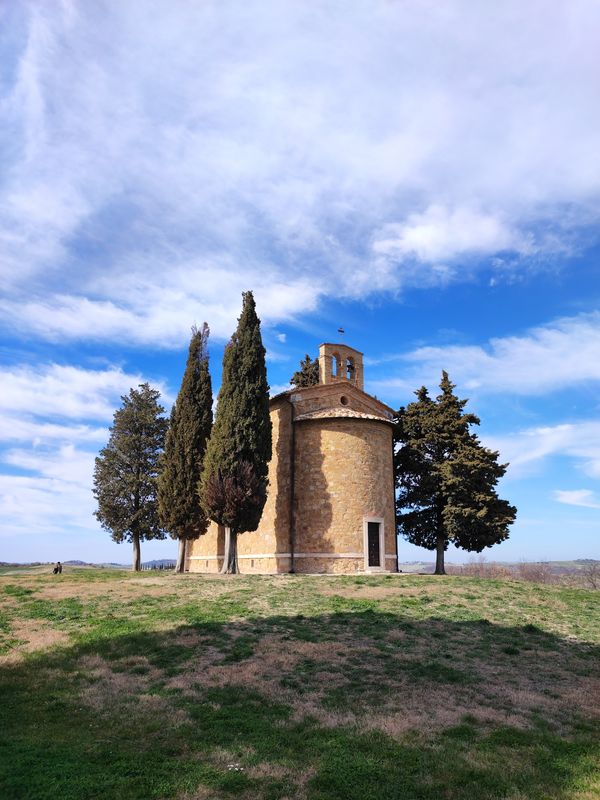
{"left": 0, "top": 609, "right": 598, "bottom": 800}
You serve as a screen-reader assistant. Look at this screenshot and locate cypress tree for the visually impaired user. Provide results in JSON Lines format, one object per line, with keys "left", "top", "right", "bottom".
{"left": 395, "top": 372, "right": 516, "bottom": 574}
{"left": 93, "top": 383, "right": 168, "bottom": 571}
{"left": 200, "top": 291, "right": 272, "bottom": 573}
{"left": 158, "top": 323, "right": 213, "bottom": 572}
{"left": 290, "top": 354, "right": 319, "bottom": 388}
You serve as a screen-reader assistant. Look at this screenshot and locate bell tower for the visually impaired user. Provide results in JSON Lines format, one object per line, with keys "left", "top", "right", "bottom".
{"left": 318, "top": 343, "right": 364, "bottom": 391}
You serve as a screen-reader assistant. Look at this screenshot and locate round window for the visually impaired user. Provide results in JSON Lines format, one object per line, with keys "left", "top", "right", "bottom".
{"left": 340, "top": 396, "right": 348, "bottom": 406}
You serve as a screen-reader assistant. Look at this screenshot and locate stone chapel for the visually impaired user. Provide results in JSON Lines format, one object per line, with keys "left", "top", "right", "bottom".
{"left": 186, "top": 342, "right": 398, "bottom": 574}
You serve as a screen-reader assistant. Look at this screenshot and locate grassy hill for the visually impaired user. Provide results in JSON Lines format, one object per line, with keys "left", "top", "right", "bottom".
{"left": 0, "top": 568, "right": 598, "bottom": 799}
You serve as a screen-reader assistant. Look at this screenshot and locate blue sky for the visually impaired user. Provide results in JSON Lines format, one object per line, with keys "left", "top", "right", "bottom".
{"left": 1, "top": 1, "right": 599, "bottom": 565}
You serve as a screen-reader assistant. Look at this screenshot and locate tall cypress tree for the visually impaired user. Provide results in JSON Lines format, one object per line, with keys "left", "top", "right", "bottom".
{"left": 158, "top": 323, "right": 213, "bottom": 572}
{"left": 395, "top": 372, "right": 516, "bottom": 574}
{"left": 200, "top": 291, "right": 272, "bottom": 573}
{"left": 93, "top": 383, "right": 168, "bottom": 571}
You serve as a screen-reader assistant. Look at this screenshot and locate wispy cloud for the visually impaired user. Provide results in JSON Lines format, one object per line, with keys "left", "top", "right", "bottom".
{"left": 371, "top": 312, "right": 600, "bottom": 398}
{"left": 0, "top": 273, "right": 321, "bottom": 347}
{"left": 0, "top": 362, "right": 169, "bottom": 539}
{"left": 0, "top": 363, "right": 165, "bottom": 420}
{"left": 0, "top": 416, "right": 106, "bottom": 446}
{"left": 5, "top": 444, "right": 94, "bottom": 489}
{"left": 486, "top": 421, "right": 600, "bottom": 478}
{"left": 1, "top": 2, "right": 600, "bottom": 345}
{"left": 553, "top": 489, "right": 600, "bottom": 509}
{"left": 372, "top": 206, "right": 535, "bottom": 265}
{"left": 0, "top": 473, "right": 95, "bottom": 537}
{"left": 0, "top": 443, "right": 98, "bottom": 540}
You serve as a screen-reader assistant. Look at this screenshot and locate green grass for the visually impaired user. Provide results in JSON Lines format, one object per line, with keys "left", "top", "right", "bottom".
{"left": 0, "top": 569, "right": 598, "bottom": 799}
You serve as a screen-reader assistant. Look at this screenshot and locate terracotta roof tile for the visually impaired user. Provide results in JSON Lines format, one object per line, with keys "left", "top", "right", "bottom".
{"left": 294, "top": 407, "right": 393, "bottom": 423}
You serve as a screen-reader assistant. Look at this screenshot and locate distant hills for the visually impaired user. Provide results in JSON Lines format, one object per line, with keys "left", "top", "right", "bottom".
{"left": 1, "top": 559, "right": 596, "bottom": 574}
{"left": 63, "top": 560, "right": 124, "bottom": 567}
{"left": 398, "top": 560, "right": 599, "bottom": 575}
{"left": 0, "top": 559, "right": 176, "bottom": 569}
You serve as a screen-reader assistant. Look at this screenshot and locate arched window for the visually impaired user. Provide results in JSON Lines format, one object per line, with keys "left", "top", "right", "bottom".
{"left": 346, "top": 357, "right": 355, "bottom": 380}
{"left": 332, "top": 353, "right": 342, "bottom": 377}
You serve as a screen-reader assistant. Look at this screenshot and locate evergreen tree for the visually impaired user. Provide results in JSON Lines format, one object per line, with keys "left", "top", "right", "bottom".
{"left": 158, "top": 323, "right": 213, "bottom": 573}
{"left": 93, "top": 384, "right": 168, "bottom": 571}
{"left": 394, "top": 372, "right": 516, "bottom": 574}
{"left": 290, "top": 354, "right": 319, "bottom": 388}
{"left": 200, "top": 291, "right": 272, "bottom": 573}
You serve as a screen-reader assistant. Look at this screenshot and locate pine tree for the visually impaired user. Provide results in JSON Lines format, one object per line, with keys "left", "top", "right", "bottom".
{"left": 158, "top": 323, "right": 213, "bottom": 572}
{"left": 200, "top": 291, "right": 272, "bottom": 573}
{"left": 395, "top": 372, "right": 516, "bottom": 574}
{"left": 290, "top": 354, "right": 319, "bottom": 388}
{"left": 93, "top": 383, "right": 168, "bottom": 571}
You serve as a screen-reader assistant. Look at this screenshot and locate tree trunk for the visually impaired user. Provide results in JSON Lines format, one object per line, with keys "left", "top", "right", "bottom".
{"left": 434, "top": 536, "right": 446, "bottom": 575}
{"left": 176, "top": 538, "right": 186, "bottom": 573}
{"left": 220, "top": 526, "right": 239, "bottom": 574}
{"left": 132, "top": 533, "right": 141, "bottom": 572}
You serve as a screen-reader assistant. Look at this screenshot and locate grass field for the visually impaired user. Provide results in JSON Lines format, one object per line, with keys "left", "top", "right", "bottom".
{"left": 0, "top": 568, "right": 598, "bottom": 800}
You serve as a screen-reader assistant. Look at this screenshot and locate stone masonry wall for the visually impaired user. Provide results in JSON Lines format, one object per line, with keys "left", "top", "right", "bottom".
{"left": 288, "top": 382, "right": 394, "bottom": 422}
{"left": 186, "top": 399, "right": 293, "bottom": 574}
{"left": 186, "top": 392, "right": 397, "bottom": 575}
{"left": 293, "top": 418, "right": 396, "bottom": 573}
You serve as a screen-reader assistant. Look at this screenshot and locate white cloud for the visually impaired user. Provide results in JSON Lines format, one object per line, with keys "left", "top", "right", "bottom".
{"left": 5, "top": 444, "right": 95, "bottom": 489}
{"left": 0, "top": 361, "right": 170, "bottom": 540}
{"left": 0, "top": 473, "right": 96, "bottom": 537}
{"left": 371, "top": 312, "right": 600, "bottom": 399}
{"left": 0, "top": 272, "right": 321, "bottom": 347}
{"left": 553, "top": 489, "right": 600, "bottom": 509}
{"left": 0, "top": 416, "right": 106, "bottom": 445}
{"left": 371, "top": 312, "right": 600, "bottom": 476}
{"left": 268, "top": 383, "right": 292, "bottom": 397}
{"left": 485, "top": 420, "right": 600, "bottom": 478}
{"left": 1, "top": 1, "right": 600, "bottom": 344}
{"left": 372, "top": 206, "right": 533, "bottom": 264}
{"left": 0, "top": 363, "right": 164, "bottom": 420}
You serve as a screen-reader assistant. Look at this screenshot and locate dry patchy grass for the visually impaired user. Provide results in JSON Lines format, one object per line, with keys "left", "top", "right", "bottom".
{"left": 1, "top": 568, "right": 598, "bottom": 800}
{"left": 0, "top": 618, "right": 69, "bottom": 664}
